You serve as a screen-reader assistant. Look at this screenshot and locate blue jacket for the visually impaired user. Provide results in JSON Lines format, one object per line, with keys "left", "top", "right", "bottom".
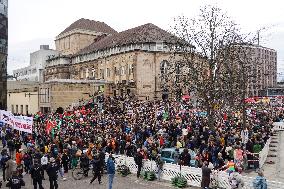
{"left": 253, "top": 176, "right": 267, "bottom": 189}
{"left": 107, "top": 158, "right": 115, "bottom": 174}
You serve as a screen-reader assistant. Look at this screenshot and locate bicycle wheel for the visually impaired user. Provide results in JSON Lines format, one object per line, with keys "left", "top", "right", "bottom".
{"left": 72, "top": 168, "right": 84, "bottom": 180}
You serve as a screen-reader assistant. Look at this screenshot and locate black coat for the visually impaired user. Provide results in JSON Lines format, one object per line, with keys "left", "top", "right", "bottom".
{"left": 47, "top": 162, "right": 59, "bottom": 179}
{"left": 92, "top": 158, "right": 102, "bottom": 173}
{"left": 30, "top": 164, "right": 44, "bottom": 180}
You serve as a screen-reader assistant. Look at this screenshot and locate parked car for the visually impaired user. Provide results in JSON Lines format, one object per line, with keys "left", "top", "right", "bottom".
{"left": 160, "top": 148, "right": 197, "bottom": 167}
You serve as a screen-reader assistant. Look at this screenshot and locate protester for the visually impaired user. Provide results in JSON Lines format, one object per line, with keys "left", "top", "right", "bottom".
{"left": 6, "top": 171, "right": 25, "bottom": 189}
{"left": 47, "top": 157, "right": 59, "bottom": 189}
{"left": 155, "top": 154, "right": 164, "bottom": 181}
{"left": 252, "top": 169, "right": 267, "bottom": 189}
{"left": 229, "top": 171, "right": 244, "bottom": 189}
{"left": 1, "top": 149, "right": 9, "bottom": 181}
{"left": 90, "top": 154, "right": 102, "bottom": 184}
{"left": 41, "top": 154, "right": 48, "bottom": 179}
{"left": 134, "top": 148, "right": 143, "bottom": 179}
{"left": 6, "top": 155, "right": 16, "bottom": 181}
{"left": 201, "top": 161, "right": 212, "bottom": 189}
{"left": 107, "top": 153, "right": 115, "bottom": 189}
{"left": 30, "top": 160, "right": 44, "bottom": 189}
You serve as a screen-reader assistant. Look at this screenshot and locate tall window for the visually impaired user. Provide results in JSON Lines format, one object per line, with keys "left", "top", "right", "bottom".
{"left": 11, "top": 105, "right": 14, "bottom": 114}
{"left": 100, "top": 69, "right": 105, "bottom": 79}
{"left": 91, "top": 69, "right": 96, "bottom": 78}
{"left": 85, "top": 68, "right": 89, "bottom": 78}
{"left": 20, "top": 105, "right": 23, "bottom": 114}
{"left": 80, "top": 68, "right": 84, "bottom": 79}
{"left": 128, "top": 64, "right": 134, "bottom": 74}
{"left": 120, "top": 66, "right": 125, "bottom": 75}
{"left": 16, "top": 105, "right": 18, "bottom": 114}
{"left": 106, "top": 68, "right": 111, "bottom": 77}
{"left": 160, "top": 60, "right": 169, "bottom": 75}
{"left": 25, "top": 105, "right": 29, "bottom": 115}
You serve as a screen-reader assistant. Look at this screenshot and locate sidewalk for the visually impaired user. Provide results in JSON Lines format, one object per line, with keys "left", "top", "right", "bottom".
{"left": 244, "top": 131, "right": 284, "bottom": 182}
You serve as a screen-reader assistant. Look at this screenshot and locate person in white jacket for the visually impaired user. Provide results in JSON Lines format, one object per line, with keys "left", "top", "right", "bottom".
{"left": 41, "top": 154, "right": 48, "bottom": 179}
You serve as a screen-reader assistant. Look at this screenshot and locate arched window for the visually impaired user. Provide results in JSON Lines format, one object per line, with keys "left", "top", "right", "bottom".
{"left": 91, "top": 69, "right": 96, "bottom": 78}
{"left": 85, "top": 68, "right": 89, "bottom": 78}
{"left": 80, "top": 68, "right": 84, "bottom": 79}
{"left": 160, "top": 60, "right": 169, "bottom": 75}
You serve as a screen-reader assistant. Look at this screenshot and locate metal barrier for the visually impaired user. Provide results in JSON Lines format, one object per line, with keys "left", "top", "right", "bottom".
{"left": 108, "top": 122, "right": 284, "bottom": 188}
{"left": 110, "top": 154, "right": 284, "bottom": 188}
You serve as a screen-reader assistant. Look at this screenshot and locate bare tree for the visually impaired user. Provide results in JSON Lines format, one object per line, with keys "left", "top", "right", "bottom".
{"left": 164, "top": 5, "right": 260, "bottom": 128}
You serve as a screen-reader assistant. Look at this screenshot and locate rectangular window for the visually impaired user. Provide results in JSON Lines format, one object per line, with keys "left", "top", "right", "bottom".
{"left": 106, "top": 68, "right": 111, "bottom": 77}
{"left": 16, "top": 105, "right": 18, "bottom": 114}
{"left": 100, "top": 69, "right": 105, "bottom": 79}
{"left": 26, "top": 105, "right": 29, "bottom": 115}
{"left": 121, "top": 67, "right": 125, "bottom": 75}
{"left": 129, "top": 64, "right": 133, "bottom": 74}
{"left": 11, "top": 105, "right": 14, "bottom": 114}
{"left": 20, "top": 105, "right": 23, "bottom": 114}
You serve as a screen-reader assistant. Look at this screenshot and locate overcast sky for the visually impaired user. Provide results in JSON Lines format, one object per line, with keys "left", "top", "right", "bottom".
{"left": 8, "top": 0, "right": 284, "bottom": 78}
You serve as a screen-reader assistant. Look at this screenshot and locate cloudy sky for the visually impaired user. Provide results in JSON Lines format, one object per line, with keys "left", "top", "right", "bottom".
{"left": 8, "top": 0, "right": 284, "bottom": 78}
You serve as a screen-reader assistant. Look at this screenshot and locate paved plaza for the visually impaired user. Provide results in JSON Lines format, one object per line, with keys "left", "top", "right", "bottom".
{"left": 0, "top": 172, "right": 199, "bottom": 189}
{"left": 244, "top": 130, "right": 284, "bottom": 183}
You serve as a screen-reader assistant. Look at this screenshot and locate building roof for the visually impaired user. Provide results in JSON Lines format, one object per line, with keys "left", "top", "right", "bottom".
{"left": 78, "top": 23, "right": 179, "bottom": 55}
{"left": 59, "top": 18, "right": 117, "bottom": 36}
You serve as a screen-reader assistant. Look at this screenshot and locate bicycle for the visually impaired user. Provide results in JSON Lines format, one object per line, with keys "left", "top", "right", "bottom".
{"left": 72, "top": 160, "right": 107, "bottom": 180}
{"left": 72, "top": 162, "right": 94, "bottom": 180}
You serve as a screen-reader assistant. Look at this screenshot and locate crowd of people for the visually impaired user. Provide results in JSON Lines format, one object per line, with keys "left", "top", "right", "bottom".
{"left": 0, "top": 95, "right": 281, "bottom": 188}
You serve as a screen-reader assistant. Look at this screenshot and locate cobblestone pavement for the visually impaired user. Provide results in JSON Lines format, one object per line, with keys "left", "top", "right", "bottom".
{"left": 0, "top": 171, "right": 199, "bottom": 189}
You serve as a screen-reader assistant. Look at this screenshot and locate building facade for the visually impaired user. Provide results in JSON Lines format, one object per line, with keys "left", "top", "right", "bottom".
{"left": 39, "top": 80, "right": 106, "bottom": 112}
{"left": 13, "top": 45, "right": 58, "bottom": 82}
{"left": 7, "top": 81, "right": 39, "bottom": 115}
{"left": 246, "top": 45, "right": 277, "bottom": 96}
{"left": 41, "top": 20, "right": 182, "bottom": 111}
{"left": 0, "top": 0, "right": 7, "bottom": 110}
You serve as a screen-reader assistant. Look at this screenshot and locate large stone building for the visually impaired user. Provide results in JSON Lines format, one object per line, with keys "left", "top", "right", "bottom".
{"left": 0, "top": 0, "right": 8, "bottom": 110}
{"left": 40, "top": 18, "right": 182, "bottom": 111}
{"left": 13, "top": 45, "right": 58, "bottom": 82}
{"left": 245, "top": 45, "right": 277, "bottom": 96}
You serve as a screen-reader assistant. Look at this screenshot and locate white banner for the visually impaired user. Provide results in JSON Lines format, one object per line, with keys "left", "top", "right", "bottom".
{"left": 0, "top": 110, "right": 33, "bottom": 133}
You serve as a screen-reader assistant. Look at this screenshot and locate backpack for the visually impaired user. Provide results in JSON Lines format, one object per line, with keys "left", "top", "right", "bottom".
{"left": 53, "top": 148, "right": 58, "bottom": 156}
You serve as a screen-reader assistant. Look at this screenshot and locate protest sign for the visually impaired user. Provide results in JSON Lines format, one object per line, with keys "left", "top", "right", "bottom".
{"left": 0, "top": 110, "right": 33, "bottom": 133}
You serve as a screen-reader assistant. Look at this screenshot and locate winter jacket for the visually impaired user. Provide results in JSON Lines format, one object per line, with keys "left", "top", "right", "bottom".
{"left": 30, "top": 164, "right": 44, "bottom": 180}
{"left": 107, "top": 158, "right": 115, "bottom": 174}
{"left": 47, "top": 162, "right": 59, "bottom": 179}
{"left": 252, "top": 176, "right": 267, "bottom": 189}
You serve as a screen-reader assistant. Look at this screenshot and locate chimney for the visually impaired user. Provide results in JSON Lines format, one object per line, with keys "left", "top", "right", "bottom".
{"left": 40, "top": 45, "right": 49, "bottom": 50}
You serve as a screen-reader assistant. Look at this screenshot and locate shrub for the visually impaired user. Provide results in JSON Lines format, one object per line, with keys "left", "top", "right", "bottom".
{"left": 171, "top": 176, "right": 187, "bottom": 188}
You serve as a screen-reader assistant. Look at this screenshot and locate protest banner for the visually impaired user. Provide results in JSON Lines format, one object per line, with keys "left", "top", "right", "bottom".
{"left": 0, "top": 110, "right": 33, "bottom": 133}
{"left": 13, "top": 116, "right": 33, "bottom": 133}
{"left": 0, "top": 110, "right": 15, "bottom": 126}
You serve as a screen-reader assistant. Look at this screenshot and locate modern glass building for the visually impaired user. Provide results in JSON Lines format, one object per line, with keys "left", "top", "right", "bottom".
{"left": 0, "top": 0, "right": 7, "bottom": 110}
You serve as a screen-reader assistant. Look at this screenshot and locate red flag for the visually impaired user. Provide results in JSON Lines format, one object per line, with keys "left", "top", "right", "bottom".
{"left": 46, "top": 121, "right": 56, "bottom": 134}
{"left": 223, "top": 113, "right": 227, "bottom": 121}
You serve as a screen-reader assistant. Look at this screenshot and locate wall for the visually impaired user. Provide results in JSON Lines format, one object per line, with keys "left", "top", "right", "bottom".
{"left": 55, "top": 32, "right": 99, "bottom": 55}
{"left": 136, "top": 51, "right": 174, "bottom": 100}
{"left": 7, "top": 90, "right": 39, "bottom": 115}
{"left": 39, "top": 82, "right": 97, "bottom": 111}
